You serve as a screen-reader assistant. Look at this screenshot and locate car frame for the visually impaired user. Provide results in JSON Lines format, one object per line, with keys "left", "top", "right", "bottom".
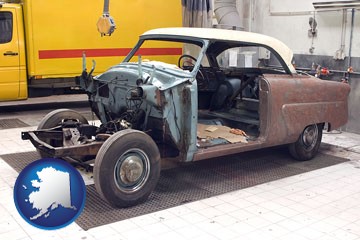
{"left": 22, "top": 27, "right": 350, "bottom": 207}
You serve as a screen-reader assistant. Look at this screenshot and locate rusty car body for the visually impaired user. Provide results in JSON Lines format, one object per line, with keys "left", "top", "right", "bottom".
{"left": 22, "top": 27, "right": 350, "bottom": 207}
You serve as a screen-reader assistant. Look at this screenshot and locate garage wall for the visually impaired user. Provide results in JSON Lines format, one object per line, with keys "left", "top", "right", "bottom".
{"left": 243, "top": 0, "right": 359, "bottom": 56}
{"left": 236, "top": 0, "right": 360, "bottom": 134}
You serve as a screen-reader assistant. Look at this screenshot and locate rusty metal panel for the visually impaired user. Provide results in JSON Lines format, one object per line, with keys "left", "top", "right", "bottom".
{"left": 264, "top": 74, "right": 350, "bottom": 144}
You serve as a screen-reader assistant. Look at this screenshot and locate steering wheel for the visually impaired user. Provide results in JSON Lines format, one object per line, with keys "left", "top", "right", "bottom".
{"left": 178, "top": 54, "right": 199, "bottom": 68}
{"left": 177, "top": 54, "right": 209, "bottom": 88}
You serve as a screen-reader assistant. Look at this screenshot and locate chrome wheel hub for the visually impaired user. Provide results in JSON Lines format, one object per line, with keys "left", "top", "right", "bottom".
{"left": 119, "top": 156, "right": 144, "bottom": 184}
{"left": 302, "top": 124, "right": 318, "bottom": 149}
{"left": 114, "top": 148, "right": 150, "bottom": 193}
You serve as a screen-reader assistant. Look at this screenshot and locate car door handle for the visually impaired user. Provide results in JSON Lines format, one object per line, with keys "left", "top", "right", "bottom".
{"left": 3, "top": 51, "right": 18, "bottom": 56}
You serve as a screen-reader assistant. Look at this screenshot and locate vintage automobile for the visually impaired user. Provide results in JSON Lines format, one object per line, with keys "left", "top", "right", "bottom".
{"left": 22, "top": 27, "right": 350, "bottom": 207}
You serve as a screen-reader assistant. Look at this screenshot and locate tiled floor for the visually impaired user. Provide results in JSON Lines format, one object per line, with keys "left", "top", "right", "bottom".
{"left": 1, "top": 115, "right": 360, "bottom": 239}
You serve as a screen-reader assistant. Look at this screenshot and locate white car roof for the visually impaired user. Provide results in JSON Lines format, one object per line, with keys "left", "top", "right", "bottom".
{"left": 142, "top": 27, "right": 296, "bottom": 74}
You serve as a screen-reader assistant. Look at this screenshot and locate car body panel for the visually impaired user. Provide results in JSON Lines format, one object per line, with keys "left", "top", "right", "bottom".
{"left": 21, "top": 27, "right": 351, "bottom": 207}
{"left": 0, "top": 4, "right": 27, "bottom": 100}
{"left": 85, "top": 28, "right": 350, "bottom": 162}
{"left": 25, "top": 27, "right": 350, "bottom": 164}
{"left": 264, "top": 74, "right": 349, "bottom": 145}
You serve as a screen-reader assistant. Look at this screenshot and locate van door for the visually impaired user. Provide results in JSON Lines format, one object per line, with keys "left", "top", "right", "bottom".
{"left": 0, "top": 7, "right": 20, "bottom": 100}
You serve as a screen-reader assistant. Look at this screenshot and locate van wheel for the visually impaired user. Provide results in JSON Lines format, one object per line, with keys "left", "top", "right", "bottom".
{"left": 289, "top": 124, "right": 323, "bottom": 161}
{"left": 94, "top": 129, "right": 160, "bottom": 207}
{"left": 37, "top": 109, "right": 88, "bottom": 158}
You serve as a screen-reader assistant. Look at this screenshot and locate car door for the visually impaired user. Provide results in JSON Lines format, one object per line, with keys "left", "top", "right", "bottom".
{"left": 0, "top": 8, "right": 20, "bottom": 100}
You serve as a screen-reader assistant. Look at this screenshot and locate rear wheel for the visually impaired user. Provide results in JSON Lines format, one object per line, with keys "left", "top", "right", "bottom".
{"left": 94, "top": 129, "right": 160, "bottom": 207}
{"left": 288, "top": 123, "right": 323, "bottom": 161}
{"left": 37, "top": 109, "right": 88, "bottom": 158}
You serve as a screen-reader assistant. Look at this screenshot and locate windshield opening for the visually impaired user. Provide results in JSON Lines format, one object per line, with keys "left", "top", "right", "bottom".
{"left": 125, "top": 39, "right": 206, "bottom": 74}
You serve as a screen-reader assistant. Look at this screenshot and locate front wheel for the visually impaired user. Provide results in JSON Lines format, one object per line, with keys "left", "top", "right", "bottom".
{"left": 288, "top": 123, "right": 323, "bottom": 161}
{"left": 94, "top": 129, "right": 160, "bottom": 207}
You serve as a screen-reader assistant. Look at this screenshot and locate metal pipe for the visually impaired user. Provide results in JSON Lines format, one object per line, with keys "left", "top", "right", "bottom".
{"left": 271, "top": 0, "right": 360, "bottom": 16}
{"left": 348, "top": 8, "right": 355, "bottom": 70}
{"left": 313, "top": 1, "right": 360, "bottom": 10}
{"left": 340, "top": 9, "right": 347, "bottom": 54}
{"left": 103, "top": 0, "right": 109, "bottom": 15}
{"left": 295, "top": 66, "right": 360, "bottom": 76}
{"left": 249, "top": 0, "right": 254, "bottom": 31}
{"left": 334, "top": 9, "right": 347, "bottom": 60}
{"left": 214, "top": 0, "right": 242, "bottom": 29}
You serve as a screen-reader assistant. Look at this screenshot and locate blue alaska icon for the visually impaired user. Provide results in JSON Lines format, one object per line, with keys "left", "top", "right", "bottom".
{"left": 14, "top": 158, "right": 86, "bottom": 230}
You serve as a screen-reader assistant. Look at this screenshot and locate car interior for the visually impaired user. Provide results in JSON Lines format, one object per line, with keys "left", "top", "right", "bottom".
{"left": 179, "top": 42, "right": 288, "bottom": 147}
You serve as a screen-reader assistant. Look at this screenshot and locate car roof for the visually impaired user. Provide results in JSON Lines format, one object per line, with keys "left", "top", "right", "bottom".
{"left": 142, "top": 27, "right": 296, "bottom": 74}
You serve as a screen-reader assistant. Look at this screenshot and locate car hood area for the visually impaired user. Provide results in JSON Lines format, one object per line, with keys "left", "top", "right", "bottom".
{"left": 96, "top": 61, "right": 194, "bottom": 91}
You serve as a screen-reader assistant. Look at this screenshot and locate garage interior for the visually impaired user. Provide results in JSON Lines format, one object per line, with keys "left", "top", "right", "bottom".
{"left": 1, "top": 0, "right": 360, "bottom": 240}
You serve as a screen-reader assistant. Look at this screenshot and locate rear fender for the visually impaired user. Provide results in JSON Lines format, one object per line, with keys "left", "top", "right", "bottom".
{"left": 264, "top": 74, "right": 350, "bottom": 144}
